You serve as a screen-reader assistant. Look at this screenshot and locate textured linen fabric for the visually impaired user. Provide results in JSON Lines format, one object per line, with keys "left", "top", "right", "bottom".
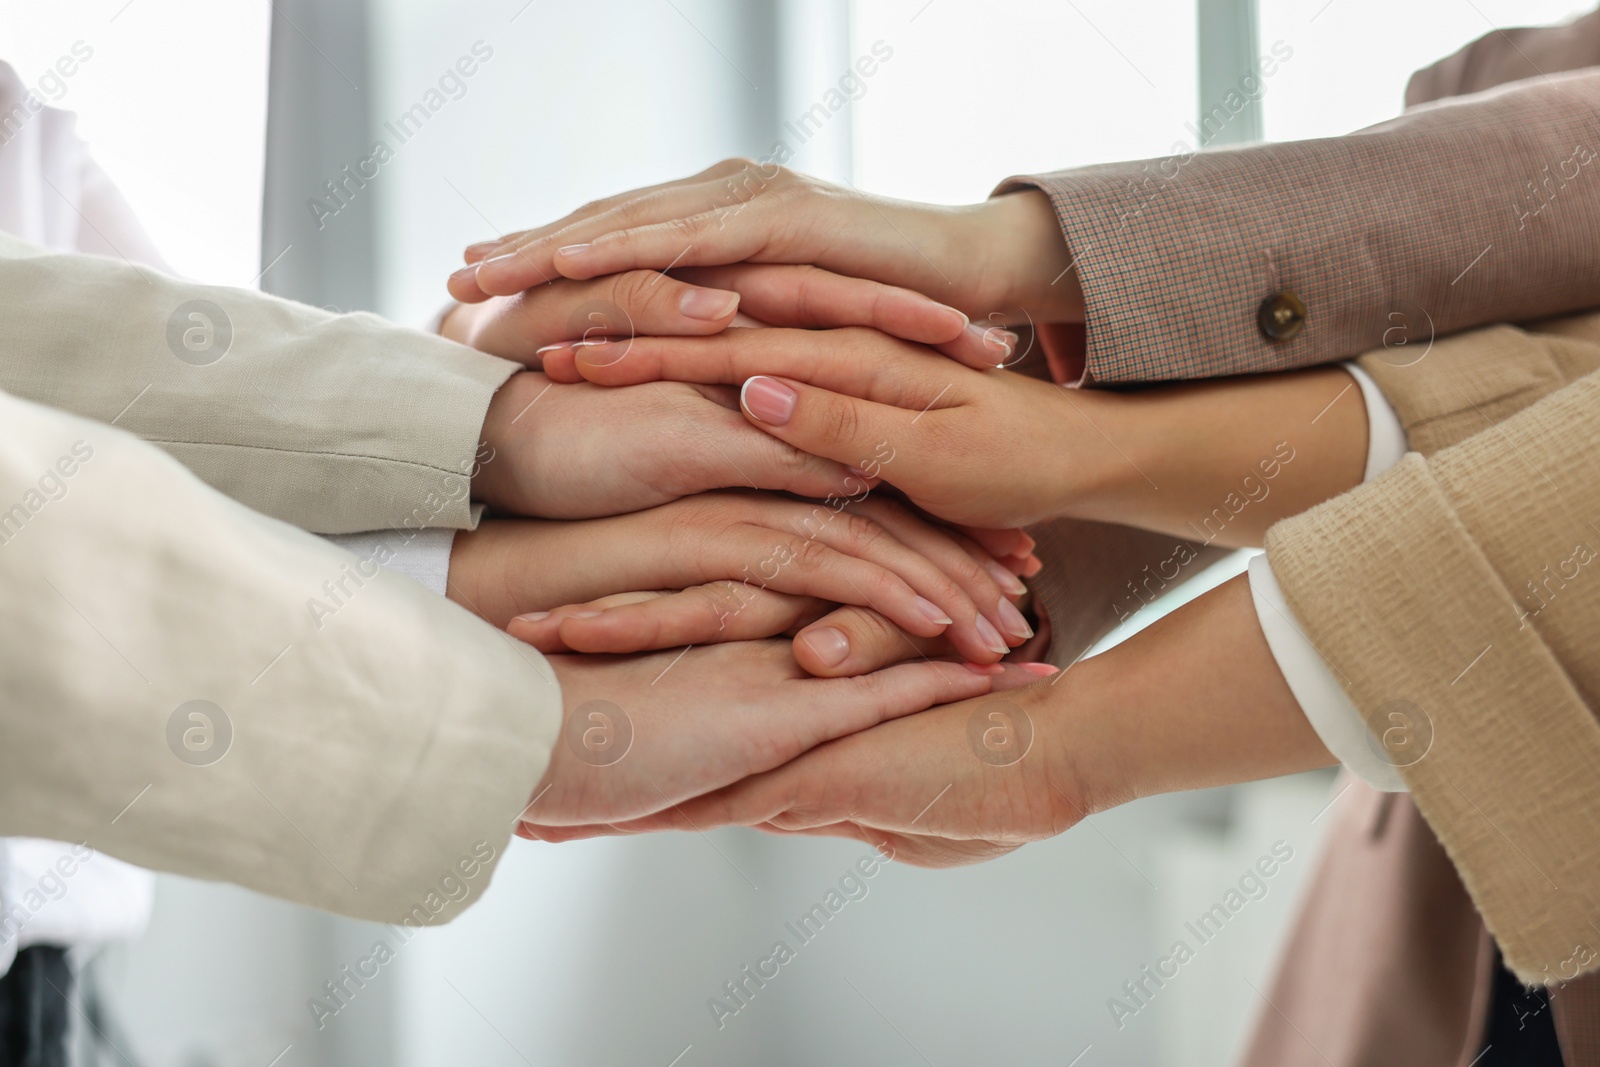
{"left": 1000, "top": 68, "right": 1600, "bottom": 385}
{"left": 0, "top": 230, "right": 517, "bottom": 535}
{"left": 0, "top": 388, "right": 560, "bottom": 922}
{"left": 1267, "top": 322, "right": 1600, "bottom": 983}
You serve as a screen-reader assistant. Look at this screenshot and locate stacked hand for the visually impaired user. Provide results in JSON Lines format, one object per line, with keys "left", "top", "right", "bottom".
{"left": 437, "top": 163, "right": 1373, "bottom": 856}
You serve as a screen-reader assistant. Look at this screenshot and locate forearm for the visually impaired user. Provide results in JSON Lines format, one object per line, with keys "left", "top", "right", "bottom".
{"left": 1057, "top": 575, "right": 1335, "bottom": 815}
{"left": 1077, "top": 366, "right": 1369, "bottom": 547}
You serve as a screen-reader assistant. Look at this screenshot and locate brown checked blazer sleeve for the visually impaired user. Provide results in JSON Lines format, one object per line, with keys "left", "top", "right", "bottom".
{"left": 998, "top": 69, "right": 1600, "bottom": 385}
{"left": 1264, "top": 311, "right": 1600, "bottom": 984}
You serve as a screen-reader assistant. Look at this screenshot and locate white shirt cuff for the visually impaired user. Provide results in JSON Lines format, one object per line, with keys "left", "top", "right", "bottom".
{"left": 1248, "top": 363, "right": 1411, "bottom": 792}
{"left": 1344, "top": 361, "right": 1408, "bottom": 481}
{"left": 322, "top": 528, "right": 456, "bottom": 597}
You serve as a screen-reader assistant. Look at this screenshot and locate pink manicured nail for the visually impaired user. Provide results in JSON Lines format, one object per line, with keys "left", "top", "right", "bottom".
{"left": 449, "top": 264, "right": 481, "bottom": 286}
{"left": 465, "top": 240, "right": 504, "bottom": 259}
{"left": 915, "top": 596, "right": 953, "bottom": 626}
{"left": 741, "top": 376, "right": 797, "bottom": 425}
{"left": 513, "top": 611, "right": 550, "bottom": 623}
{"left": 1018, "top": 662, "right": 1059, "bottom": 677}
{"left": 985, "top": 559, "right": 1027, "bottom": 597}
{"left": 974, "top": 614, "right": 1010, "bottom": 655}
{"left": 680, "top": 288, "right": 740, "bottom": 321}
{"left": 557, "top": 243, "right": 592, "bottom": 259}
{"left": 572, "top": 610, "right": 602, "bottom": 619}
{"left": 963, "top": 662, "right": 1006, "bottom": 676}
{"left": 481, "top": 251, "right": 521, "bottom": 269}
{"left": 997, "top": 597, "right": 1034, "bottom": 641}
{"left": 800, "top": 626, "right": 851, "bottom": 667}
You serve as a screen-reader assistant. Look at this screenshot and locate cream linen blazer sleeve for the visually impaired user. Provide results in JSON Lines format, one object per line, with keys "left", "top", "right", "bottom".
{"left": 1266, "top": 312, "right": 1600, "bottom": 984}
{"left": 0, "top": 232, "right": 518, "bottom": 534}
{"left": 0, "top": 387, "right": 559, "bottom": 924}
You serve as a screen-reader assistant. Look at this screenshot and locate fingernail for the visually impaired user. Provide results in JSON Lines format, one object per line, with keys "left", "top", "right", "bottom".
{"left": 449, "top": 264, "right": 481, "bottom": 286}
{"left": 974, "top": 614, "right": 1010, "bottom": 656}
{"left": 741, "top": 376, "right": 797, "bottom": 425}
{"left": 481, "top": 251, "right": 520, "bottom": 269}
{"left": 535, "top": 341, "right": 574, "bottom": 357}
{"left": 1019, "top": 662, "right": 1060, "bottom": 677}
{"left": 915, "top": 596, "right": 953, "bottom": 626}
{"left": 680, "top": 288, "right": 740, "bottom": 321}
{"left": 984, "top": 559, "right": 1027, "bottom": 597}
{"left": 572, "top": 610, "right": 602, "bottom": 619}
{"left": 963, "top": 661, "right": 1005, "bottom": 676}
{"left": 967, "top": 322, "right": 1017, "bottom": 361}
{"left": 557, "top": 243, "right": 592, "bottom": 259}
{"left": 800, "top": 626, "right": 851, "bottom": 667}
{"left": 997, "top": 597, "right": 1034, "bottom": 640}
{"left": 1015, "top": 531, "right": 1037, "bottom": 554}
{"left": 1020, "top": 554, "right": 1044, "bottom": 578}
{"left": 465, "top": 240, "right": 503, "bottom": 259}
{"left": 513, "top": 611, "right": 550, "bottom": 624}
{"left": 937, "top": 303, "right": 969, "bottom": 329}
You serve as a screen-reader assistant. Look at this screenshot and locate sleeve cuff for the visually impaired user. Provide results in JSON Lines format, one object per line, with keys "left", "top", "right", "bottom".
{"left": 1343, "top": 361, "right": 1409, "bottom": 481}
{"left": 1247, "top": 553, "right": 1409, "bottom": 792}
{"left": 323, "top": 528, "right": 456, "bottom": 597}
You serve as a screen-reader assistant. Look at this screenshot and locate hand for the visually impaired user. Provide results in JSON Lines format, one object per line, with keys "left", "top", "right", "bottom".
{"left": 443, "top": 261, "right": 1004, "bottom": 367}
{"left": 450, "top": 161, "right": 1081, "bottom": 327}
{"left": 447, "top": 491, "right": 1037, "bottom": 663}
{"left": 521, "top": 641, "right": 1045, "bottom": 827}
{"left": 536, "top": 326, "right": 1104, "bottom": 528}
{"left": 539, "top": 327, "right": 1373, "bottom": 541}
{"left": 525, "top": 576, "right": 1338, "bottom": 865}
{"left": 470, "top": 371, "right": 866, "bottom": 520}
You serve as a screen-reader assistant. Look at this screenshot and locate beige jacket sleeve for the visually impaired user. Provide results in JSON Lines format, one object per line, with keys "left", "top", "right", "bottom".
{"left": 0, "top": 232, "right": 518, "bottom": 534}
{"left": 0, "top": 387, "right": 559, "bottom": 923}
{"left": 1264, "top": 311, "right": 1600, "bottom": 983}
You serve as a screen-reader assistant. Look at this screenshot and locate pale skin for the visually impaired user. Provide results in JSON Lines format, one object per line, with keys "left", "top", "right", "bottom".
{"left": 445, "top": 162, "right": 1376, "bottom": 856}
{"left": 505, "top": 346, "right": 1368, "bottom": 851}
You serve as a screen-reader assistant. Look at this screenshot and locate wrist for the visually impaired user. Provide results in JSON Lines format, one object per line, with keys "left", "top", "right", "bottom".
{"left": 970, "top": 190, "right": 1082, "bottom": 323}
{"left": 1045, "top": 576, "right": 1335, "bottom": 809}
{"left": 439, "top": 300, "right": 479, "bottom": 345}
{"left": 471, "top": 372, "right": 530, "bottom": 510}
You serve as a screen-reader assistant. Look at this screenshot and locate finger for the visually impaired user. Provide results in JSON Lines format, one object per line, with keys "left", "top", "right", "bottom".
{"left": 607, "top": 514, "right": 954, "bottom": 642}
{"left": 506, "top": 589, "right": 668, "bottom": 653}
{"left": 525, "top": 586, "right": 828, "bottom": 654}
{"left": 675, "top": 265, "right": 968, "bottom": 346}
{"left": 565, "top": 327, "right": 943, "bottom": 405}
{"left": 845, "top": 498, "right": 1021, "bottom": 659}
{"left": 776, "top": 501, "right": 1010, "bottom": 661}
{"left": 739, "top": 375, "right": 943, "bottom": 488}
{"left": 932, "top": 321, "right": 1020, "bottom": 370}
{"left": 957, "top": 526, "right": 1034, "bottom": 560}
{"left": 471, "top": 173, "right": 758, "bottom": 296}
{"left": 791, "top": 605, "right": 951, "bottom": 677}
{"left": 458, "top": 271, "right": 743, "bottom": 364}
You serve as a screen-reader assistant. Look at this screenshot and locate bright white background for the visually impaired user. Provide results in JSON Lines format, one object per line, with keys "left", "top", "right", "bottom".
{"left": 2, "top": 1, "right": 1593, "bottom": 1064}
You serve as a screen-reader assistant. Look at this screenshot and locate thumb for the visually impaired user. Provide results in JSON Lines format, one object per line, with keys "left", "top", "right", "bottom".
{"left": 739, "top": 375, "right": 927, "bottom": 483}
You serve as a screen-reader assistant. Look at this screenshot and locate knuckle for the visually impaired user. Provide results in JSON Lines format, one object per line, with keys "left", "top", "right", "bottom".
{"left": 835, "top": 512, "right": 889, "bottom": 555}
{"left": 815, "top": 397, "right": 863, "bottom": 448}
{"left": 791, "top": 536, "right": 833, "bottom": 576}
{"left": 608, "top": 268, "right": 655, "bottom": 312}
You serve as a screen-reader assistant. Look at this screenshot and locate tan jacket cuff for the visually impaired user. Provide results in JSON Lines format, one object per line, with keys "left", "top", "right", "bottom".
{"left": 1353, "top": 324, "right": 1582, "bottom": 455}
{"left": 1267, "top": 456, "right": 1600, "bottom": 984}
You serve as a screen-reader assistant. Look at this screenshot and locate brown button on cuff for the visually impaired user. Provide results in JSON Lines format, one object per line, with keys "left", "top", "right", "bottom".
{"left": 1257, "top": 290, "right": 1307, "bottom": 341}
